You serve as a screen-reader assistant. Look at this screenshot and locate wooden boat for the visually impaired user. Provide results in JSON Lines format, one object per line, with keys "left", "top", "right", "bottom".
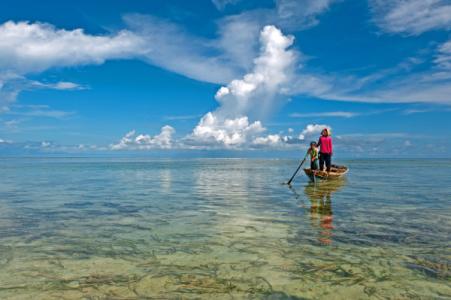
{"left": 303, "top": 165, "right": 348, "bottom": 181}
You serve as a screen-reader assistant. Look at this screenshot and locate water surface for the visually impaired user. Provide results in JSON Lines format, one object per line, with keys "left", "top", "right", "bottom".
{"left": 0, "top": 158, "right": 449, "bottom": 299}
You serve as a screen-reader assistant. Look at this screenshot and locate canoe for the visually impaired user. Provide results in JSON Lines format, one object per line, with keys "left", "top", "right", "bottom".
{"left": 303, "top": 165, "right": 348, "bottom": 181}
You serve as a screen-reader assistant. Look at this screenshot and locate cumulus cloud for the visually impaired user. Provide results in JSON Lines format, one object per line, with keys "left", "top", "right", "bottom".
{"left": 370, "top": 0, "right": 451, "bottom": 35}
{"left": 252, "top": 134, "right": 290, "bottom": 147}
{"left": 186, "top": 112, "right": 265, "bottom": 148}
{"left": 111, "top": 125, "right": 175, "bottom": 150}
{"left": 298, "top": 124, "right": 331, "bottom": 140}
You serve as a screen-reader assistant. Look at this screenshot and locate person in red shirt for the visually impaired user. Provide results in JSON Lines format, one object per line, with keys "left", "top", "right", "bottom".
{"left": 317, "top": 128, "right": 333, "bottom": 172}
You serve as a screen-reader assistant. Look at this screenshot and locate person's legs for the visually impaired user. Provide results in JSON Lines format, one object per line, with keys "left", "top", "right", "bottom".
{"left": 319, "top": 154, "right": 325, "bottom": 171}
{"left": 325, "top": 154, "right": 331, "bottom": 172}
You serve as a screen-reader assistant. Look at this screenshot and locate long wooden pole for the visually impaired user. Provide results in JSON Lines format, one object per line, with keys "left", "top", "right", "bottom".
{"left": 287, "top": 154, "right": 308, "bottom": 185}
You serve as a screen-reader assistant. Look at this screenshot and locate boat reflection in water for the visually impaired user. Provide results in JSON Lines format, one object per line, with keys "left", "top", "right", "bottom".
{"left": 303, "top": 179, "right": 347, "bottom": 245}
{"left": 304, "top": 178, "right": 346, "bottom": 245}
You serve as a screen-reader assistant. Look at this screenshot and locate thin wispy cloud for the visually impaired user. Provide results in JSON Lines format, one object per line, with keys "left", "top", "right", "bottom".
{"left": 276, "top": 0, "right": 336, "bottom": 30}
{"left": 401, "top": 109, "right": 432, "bottom": 115}
{"left": 435, "top": 40, "right": 451, "bottom": 69}
{"left": 290, "top": 111, "right": 359, "bottom": 118}
{"left": 6, "top": 105, "right": 75, "bottom": 119}
{"left": 163, "top": 114, "right": 203, "bottom": 121}
{"left": 370, "top": 0, "right": 451, "bottom": 35}
{"left": 123, "top": 14, "right": 241, "bottom": 84}
{"left": 211, "top": 0, "right": 240, "bottom": 10}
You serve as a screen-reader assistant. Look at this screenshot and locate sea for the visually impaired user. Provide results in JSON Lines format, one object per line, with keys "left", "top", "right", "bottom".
{"left": 0, "top": 158, "right": 449, "bottom": 299}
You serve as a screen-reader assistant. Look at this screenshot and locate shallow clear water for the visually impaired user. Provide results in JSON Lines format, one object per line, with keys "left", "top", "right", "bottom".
{"left": 0, "top": 158, "right": 449, "bottom": 299}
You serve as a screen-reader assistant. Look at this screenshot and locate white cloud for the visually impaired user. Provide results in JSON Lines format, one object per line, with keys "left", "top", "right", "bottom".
{"left": 111, "top": 125, "right": 175, "bottom": 150}
{"left": 0, "top": 21, "right": 145, "bottom": 74}
{"left": 252, "top": 133, "right": 291, "bottom": 147}
{"left": 216, "top": 14, "right": 262, "bottom": 72}
{"left": 370, "top": 0, "right": 451, "bottom": 35}
{"left": 298, "top": 124, "right": 331, "bottom": 140}
{"left": 253, "top": 134, "right": 281, "bottom": 145}
{"left": 40, "top": 141, "right": 51, "bottom": 148}
{"left": 186, "top": 112, "right": 265, "bottom": 148}
{"left": 47, "top": 81, "right": 84, "bottom": 90}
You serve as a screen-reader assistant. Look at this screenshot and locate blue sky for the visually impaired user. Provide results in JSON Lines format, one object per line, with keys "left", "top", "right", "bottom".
{"left": 0, "top": 0, "right": 450, "bottom": 157}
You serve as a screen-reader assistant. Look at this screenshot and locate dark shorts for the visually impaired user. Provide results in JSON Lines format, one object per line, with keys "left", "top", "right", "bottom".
{"left": 319, "top": 153, "right": 332, "bottom": 171}
{"left": 311, "top": 160, "right": 319, "bottom": 170}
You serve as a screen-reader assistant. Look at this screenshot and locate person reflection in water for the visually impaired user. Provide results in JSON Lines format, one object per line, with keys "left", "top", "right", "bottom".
{"left": 304, "top": 180, "right": 345, "bottom": 245}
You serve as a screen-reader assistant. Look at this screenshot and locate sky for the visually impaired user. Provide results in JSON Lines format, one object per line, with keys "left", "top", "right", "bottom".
{"left": 0, "top": 0, "right": 450, "bottom": 157}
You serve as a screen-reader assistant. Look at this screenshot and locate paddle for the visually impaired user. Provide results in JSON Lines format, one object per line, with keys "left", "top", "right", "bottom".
{"left": 287, "top": 153, "right": 308, "bottom": 185}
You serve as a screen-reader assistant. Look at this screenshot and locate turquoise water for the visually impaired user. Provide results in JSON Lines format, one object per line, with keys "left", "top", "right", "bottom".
{"left": 0, "top": 158, "right": 449, "bottom": 299}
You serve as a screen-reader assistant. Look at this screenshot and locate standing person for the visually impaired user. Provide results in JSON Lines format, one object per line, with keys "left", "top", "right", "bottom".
{"left": 307, "top": 141, "right": 319, "bottom": 170}
{"left": 317, "top": 128, "right": 333, "bottom": 172}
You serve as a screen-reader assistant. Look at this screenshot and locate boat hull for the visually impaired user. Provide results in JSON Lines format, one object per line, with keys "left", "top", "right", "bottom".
{"left": 303, "top": 165, "right": 348, "bottom": 181}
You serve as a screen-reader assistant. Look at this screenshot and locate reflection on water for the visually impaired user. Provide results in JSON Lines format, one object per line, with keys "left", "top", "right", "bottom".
{"left": 304, "top": 179, "right": 346, "bottom": 245}
{"left": 0, "top": 158, "right": 449, "bottom": 299}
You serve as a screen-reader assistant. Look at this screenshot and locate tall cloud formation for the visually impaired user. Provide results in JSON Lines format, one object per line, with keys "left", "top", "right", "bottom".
{"left": 187, "top": 25, "right": 296, "bottom": 148}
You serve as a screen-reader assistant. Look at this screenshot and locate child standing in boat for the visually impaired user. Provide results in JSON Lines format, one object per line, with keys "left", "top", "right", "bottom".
{"left": 307, "top": 141, "right": 319, "bottom": 170}
{"left": 317, "top": 128, "right": 333, "bottom": 172}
